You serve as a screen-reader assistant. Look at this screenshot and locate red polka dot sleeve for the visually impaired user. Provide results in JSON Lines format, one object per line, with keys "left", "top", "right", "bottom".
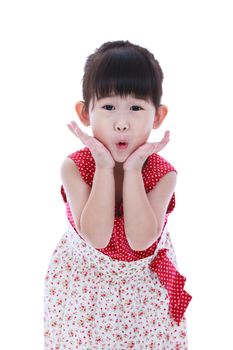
{"left": 60, "top": 147, "right": 95, "bottom": 204}
{"left": 60, "top": 148, "right": 96, "bottom": 234}
{"left": 142, "top": 152, "right": 177, "bottom": 216}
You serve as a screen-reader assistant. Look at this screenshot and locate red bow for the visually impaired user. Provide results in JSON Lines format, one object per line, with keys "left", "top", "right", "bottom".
{"left": 149, "top": 248, "right": 192, "bottom": 325}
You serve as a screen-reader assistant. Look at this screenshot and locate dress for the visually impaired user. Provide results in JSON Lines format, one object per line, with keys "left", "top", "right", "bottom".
{"left": 44, "top": 147, "right": 192, "bottom": 350}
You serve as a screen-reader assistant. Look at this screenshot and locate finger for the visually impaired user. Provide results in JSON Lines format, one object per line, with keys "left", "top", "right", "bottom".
{"left": 67, "top": 121, "right": 78, "bottom": 131}
{"left": 70, "top": 121, "right": 83, "bottom": 136}
{"left": 67, "top": 123, "right": 77, "bottom": 136}
{"left": 67, "top": 121, "right": 98, "bottom": 150}
{"left": 160, "top": 137, "right": 170, "bottom": 148}
{"left": 67, "top": 121, "right": 88, "bottom": 143}
{"left": 161, "top": 131, "right": 170, "bottom": 144}
{"left": 151, "top": 134, "right": 170, "bottom": 153}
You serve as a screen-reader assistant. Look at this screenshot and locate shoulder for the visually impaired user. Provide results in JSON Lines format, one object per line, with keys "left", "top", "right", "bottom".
{"left": 155, "top": 170, "right": 177, "bottom": 190}
{"left": 60, "top": 147, "right": 90, "bottom": 180}
{"left": 60, "top": 146, "right": 92, "bottom": 176}
{"left": 149, "top": 152, "right": 177, "bottom": 174}
{"left": 66, "top": 146, "right": 93, "bottom": 165}
{"left": 143, "top": 152, "right": 177, "bottom": 191}
{"left": 61, "top": 146, "right": 95, "bottom": 188}
{"left": 147, "top": 169, "right": 177, "bottom": 197}
{"left": 149, "top": 152, "right": 178, "bottom": 194}
{"left": 60, "top": 154, "right": 91, "bottom": 206}
{"left": 147, "top": 167, "right": 177, "bottom": 230}
{"left": 146, "top": 153, "right": 177, "bottom": 217}
{"left": 60, "top": 157, "right": 83, "bottom": 181}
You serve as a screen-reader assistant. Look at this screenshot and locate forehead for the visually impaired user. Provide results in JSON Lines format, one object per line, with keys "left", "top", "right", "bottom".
{"left": 95, "top": 94, "right": 151, "bottom": 104}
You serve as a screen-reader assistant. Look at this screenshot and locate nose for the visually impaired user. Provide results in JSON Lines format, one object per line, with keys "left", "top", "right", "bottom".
{"left": 114, "top": 122, "right": 129, "bottom": 132}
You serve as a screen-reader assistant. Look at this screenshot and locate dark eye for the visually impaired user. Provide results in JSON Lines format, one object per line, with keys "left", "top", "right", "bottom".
{"left": 131, "top": 105, "right": 143, "bottom": 111}
{"left": 102, "top": 105, "right": 115, "bottom": 111}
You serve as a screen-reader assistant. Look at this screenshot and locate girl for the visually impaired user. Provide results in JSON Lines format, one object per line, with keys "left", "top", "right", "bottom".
{"left": 44, "top": 40, "right": 192, "bottom": 349}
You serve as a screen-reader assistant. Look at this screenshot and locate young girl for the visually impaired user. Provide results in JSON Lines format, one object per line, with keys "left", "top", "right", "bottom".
{"left": 44, "top": 40, "right": 192, "bottom": 349}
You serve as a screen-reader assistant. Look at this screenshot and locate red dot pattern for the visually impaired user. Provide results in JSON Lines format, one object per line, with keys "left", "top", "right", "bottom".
{"left": 60, "top": 146, "right": 178, "bottom": 261}
{"left": 149, "top": 248, "right": 192, "bottom": 325}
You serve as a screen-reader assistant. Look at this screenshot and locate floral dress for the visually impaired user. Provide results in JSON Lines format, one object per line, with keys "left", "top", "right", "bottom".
{"left": 44, "top": 147, "right": 192, "bottom": 349}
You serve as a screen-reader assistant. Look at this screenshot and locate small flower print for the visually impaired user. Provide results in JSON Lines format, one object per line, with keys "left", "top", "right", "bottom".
{"left": 105, "top": 324, "right": 113, "bottom": 332}
{"left": 50, "top": 288, "right": 56, "bottom": 296}
{"left": 82, "top": 286, "right": 88, "bottom": 293}
{"left": 68, "top": 330, "right": 74, "bottom": 337}
{"left": 62, "top": 279, "right": 69, "bottom": 288}
{"left": 79, "top": 304, "right": 87, "bottom": 312}
{"left": 128, "top": 341, "right": 135, "bottom": 348}
{"left": 65, "top": 263, "right": 72, "bottom": 271}
{"left": 116, "top": 334, "right": 123, "bottom": 341}
{"left": 44, "top": 222, "right": 189, "bottom": 348}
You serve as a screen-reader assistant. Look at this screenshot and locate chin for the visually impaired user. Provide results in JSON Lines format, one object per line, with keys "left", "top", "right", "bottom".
{"left": 112, "top": 155, "right": 126, "bottom": 163}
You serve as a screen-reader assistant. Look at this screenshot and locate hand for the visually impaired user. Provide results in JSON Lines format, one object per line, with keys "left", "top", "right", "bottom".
{"left": 123, "top": 130, "right": 170, "bottom": 172}
{"left": 67, "top": 121, "right": 115, "bottom": 169}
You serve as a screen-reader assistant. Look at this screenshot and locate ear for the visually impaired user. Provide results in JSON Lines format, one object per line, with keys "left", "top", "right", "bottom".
{"left": 152, "top": 104, "right": 168, "bottom": 129}
{"left": 75, "top": 101, "right": 90, "bottom": 127}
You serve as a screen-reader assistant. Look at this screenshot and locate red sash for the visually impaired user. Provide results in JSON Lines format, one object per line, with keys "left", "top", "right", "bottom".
{"left": 149, "top": 248, "right": 192, "bottom": 325}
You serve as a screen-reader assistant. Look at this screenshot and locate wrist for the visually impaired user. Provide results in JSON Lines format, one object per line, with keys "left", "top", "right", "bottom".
{"left": 123, "top": 167, "right": 142, "bottom": 174}
{"left": 96, "top": 165, "right": 115, "bottom": 172}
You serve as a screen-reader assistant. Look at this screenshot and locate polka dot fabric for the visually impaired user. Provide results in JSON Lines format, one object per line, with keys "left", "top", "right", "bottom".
{"left": 149, "top": 249, "right": 192, "bottom": 326}
{"left": 60, "top": 146, "right": 177, "bottom": 261}
{"left": 44, "top": 146, "right": 192, "bottom": 349}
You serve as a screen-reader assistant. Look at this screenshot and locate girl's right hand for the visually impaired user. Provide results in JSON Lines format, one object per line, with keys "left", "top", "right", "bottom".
{"left": 67, "top": 121, "right": 115, "bottom": 169}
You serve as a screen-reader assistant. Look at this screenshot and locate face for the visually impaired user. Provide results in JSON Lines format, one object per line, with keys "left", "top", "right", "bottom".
{"left": 88, "top": 95, "right": 159, "bottom": 163}
{"left": 76, "top": 94, "right": 167, "bottom": 170}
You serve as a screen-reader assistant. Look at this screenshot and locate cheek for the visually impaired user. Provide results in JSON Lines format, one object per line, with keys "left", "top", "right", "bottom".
{"left": 91, "top": 120, "right": 108, "bottom": 140}
{"left": 136, "top": 122, "right": 151, "bottom": 138}
{"left": 133, "top": 126, "right": 152, "bottom": 148}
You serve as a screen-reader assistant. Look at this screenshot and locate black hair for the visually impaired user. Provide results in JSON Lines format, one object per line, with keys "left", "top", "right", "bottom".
{"left": 82, "top": 40, "right": 164, "bottom": 112}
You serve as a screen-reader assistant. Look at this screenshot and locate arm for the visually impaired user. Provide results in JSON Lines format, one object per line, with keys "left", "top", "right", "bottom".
{"left": 123, "top": 169, "right": 177, "bottom": 251}
{"left": 80, "top": 167, "right": 115, "bottom": 249}
{"left": 64, "top": 120, "right": 116, "bottom": 250}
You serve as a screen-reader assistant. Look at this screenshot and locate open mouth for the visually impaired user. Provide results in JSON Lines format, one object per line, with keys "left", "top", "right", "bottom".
{"left": 116, "top": 142, "right": 128, "bottom": 149}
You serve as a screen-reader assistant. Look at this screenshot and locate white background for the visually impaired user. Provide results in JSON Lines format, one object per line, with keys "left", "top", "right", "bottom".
{"left": 1, "top": 0, "right": 232, "bottom": 349}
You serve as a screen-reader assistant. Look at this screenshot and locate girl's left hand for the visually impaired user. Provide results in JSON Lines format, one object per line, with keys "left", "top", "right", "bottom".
{"left": 123, "top": 130, "right": 170, "bottom": 172}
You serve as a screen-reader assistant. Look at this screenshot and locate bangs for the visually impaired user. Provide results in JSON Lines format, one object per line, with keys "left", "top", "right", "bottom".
{"left": 89, "top": 48, "right": 159, "bottom": 109}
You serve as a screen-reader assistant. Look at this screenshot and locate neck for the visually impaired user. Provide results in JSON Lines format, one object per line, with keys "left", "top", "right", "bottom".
{"left": 114, "top": 157, "right": 149, "bottom": 174}
{"left": 114, "top": 161, "right": 123, "bottom": 173}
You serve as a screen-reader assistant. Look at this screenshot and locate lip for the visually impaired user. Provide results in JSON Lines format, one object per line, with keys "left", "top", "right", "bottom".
{"left": 116, "top": 142, "right": 129, "bottom": 150}
{"left": 114, "top": 136, "right": 129, "bottom": 143}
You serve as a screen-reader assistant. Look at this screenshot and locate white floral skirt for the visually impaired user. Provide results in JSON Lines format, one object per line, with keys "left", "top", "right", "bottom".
{"left": 44, "top": 220, "right": 190, "bottom": 349}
